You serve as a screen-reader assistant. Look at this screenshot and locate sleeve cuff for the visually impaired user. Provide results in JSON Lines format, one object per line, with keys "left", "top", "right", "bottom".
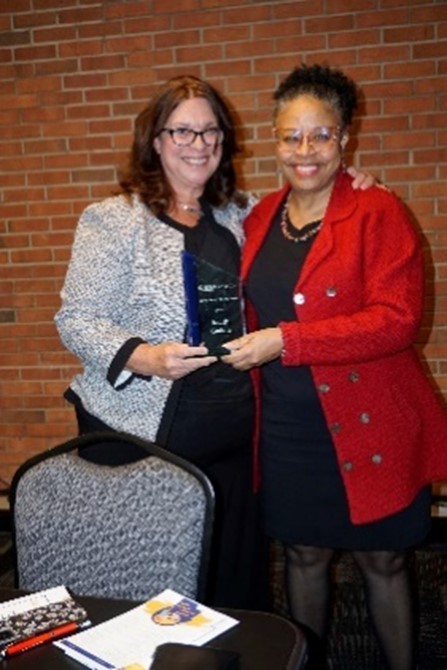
{"left": 107, "top": 337, "right": 149, "bottom": 389}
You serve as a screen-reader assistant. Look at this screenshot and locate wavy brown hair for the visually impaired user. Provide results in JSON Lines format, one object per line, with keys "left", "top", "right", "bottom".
{"left": 119, "top": 75, "right": 246, "bottom": 213}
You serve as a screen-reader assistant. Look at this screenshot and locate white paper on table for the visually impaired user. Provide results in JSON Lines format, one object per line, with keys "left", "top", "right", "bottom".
{"left": 54, "top": 588, "right": 239, "bottom": 670}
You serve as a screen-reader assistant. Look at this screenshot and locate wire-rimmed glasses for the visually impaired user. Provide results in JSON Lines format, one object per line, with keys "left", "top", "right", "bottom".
{"left": 274, "top": 126, "right": 341, "bottom": 151}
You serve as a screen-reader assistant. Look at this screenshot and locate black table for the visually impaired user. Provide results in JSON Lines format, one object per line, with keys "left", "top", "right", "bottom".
{"left": 0, "top": 589, "right": 307, "bottom": 669}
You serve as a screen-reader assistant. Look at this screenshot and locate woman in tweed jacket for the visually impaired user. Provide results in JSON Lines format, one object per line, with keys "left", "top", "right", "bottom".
{"left": 55, "top": 75, "right": 268, "bottom": 609}
{"left": 55, "top": 74, "right": 372, "bottom": 611}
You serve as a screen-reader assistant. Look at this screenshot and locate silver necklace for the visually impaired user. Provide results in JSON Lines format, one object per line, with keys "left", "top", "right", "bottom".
{"left": 178, "top": 201, "right": 202, "bottom": 215}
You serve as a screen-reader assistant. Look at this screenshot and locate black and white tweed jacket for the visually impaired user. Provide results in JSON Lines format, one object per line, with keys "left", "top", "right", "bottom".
{"left": 55, "top": 192, "right": 256, "bottom": 441}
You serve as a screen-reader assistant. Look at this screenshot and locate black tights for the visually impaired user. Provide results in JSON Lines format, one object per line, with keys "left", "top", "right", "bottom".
{"left": 285, "top": 544, "right": 416, "bottom": 670}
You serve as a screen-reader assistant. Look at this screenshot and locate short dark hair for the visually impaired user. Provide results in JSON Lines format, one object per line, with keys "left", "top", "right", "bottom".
{"left": 273, "top": 63, "right": 359, "bottom": 129}
{"left": 119, "top": 75, "right": 242, "bottom": 213}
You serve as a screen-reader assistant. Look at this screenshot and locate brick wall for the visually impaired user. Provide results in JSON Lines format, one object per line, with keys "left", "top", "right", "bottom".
{"left": 1, "top": 0, "right": 446, "bottom": 483}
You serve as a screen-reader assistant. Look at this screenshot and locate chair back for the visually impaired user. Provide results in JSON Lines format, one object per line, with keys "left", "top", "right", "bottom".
{"left": 9, "top": 431, "right": 215, "bottom": 602}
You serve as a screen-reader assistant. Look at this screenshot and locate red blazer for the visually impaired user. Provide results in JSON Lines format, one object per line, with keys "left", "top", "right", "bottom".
{"left": 242, "top": 169, "right": 447, "bottom": 524}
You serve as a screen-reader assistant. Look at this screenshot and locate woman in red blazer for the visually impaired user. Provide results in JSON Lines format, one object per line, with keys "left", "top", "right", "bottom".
{"left": 223, "top": 64, "right": 447, "bottom": 669}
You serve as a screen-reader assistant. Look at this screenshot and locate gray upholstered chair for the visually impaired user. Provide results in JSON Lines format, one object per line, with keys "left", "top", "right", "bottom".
{"left": 9, "top": 431, "right": 215, "bottom": 602}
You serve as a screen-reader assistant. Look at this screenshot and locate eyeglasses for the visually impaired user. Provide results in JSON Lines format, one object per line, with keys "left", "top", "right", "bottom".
{"left": 274, "top": 126, "right": 341, "bottom": 151}
{"left": 160, "top": 126, "right": 224, "bottom": 147}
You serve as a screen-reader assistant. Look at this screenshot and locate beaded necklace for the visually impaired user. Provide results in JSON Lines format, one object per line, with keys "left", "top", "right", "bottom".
{"left": 280, "top": 196, "right": 323, "bottom": 243}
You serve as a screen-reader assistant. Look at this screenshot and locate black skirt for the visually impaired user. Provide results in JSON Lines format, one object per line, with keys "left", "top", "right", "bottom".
{"left": 260, "top": 395, "right": 431, "bottom": 551}
{"left": 163, "top": 370, "right": 269, "bottom": 610}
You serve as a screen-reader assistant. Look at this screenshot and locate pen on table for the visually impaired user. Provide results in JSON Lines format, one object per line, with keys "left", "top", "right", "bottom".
{"left": 1, "top": 621, "right": 82, "bottom": 658}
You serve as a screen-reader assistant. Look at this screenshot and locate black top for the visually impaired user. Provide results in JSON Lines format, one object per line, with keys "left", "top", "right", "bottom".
{"left": 245, "top": 203, "right": 322, "bottom": 409}
{"left": 159, "top": 201, "right": 251, "bottom": 401}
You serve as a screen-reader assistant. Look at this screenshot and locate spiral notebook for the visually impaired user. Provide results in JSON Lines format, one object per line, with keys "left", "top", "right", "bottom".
{"left": 0, "top": 586, "right": 90, "bottom": 657}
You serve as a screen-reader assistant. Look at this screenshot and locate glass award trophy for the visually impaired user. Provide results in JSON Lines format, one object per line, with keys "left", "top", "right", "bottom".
{"left": 182, "top": 250, "right": 243, "bottom": 356}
